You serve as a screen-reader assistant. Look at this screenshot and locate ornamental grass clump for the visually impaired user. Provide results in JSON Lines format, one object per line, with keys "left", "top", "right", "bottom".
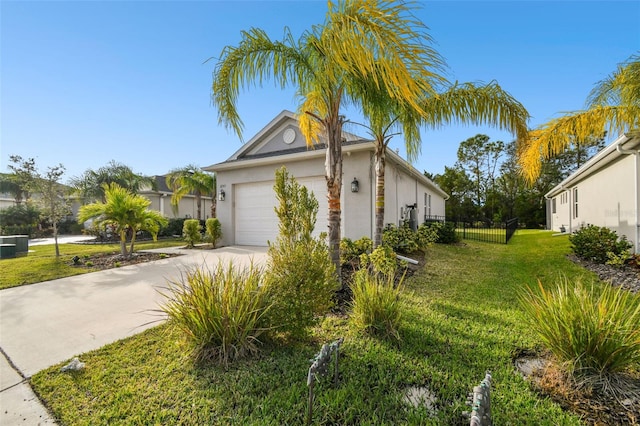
{"left": 350, "top": 269, "right": 404, "bottom": 341}
{"left": 160, "top": 262, "right": 270, "bottom": 367}
{"left": 521, "top": 278, "right": 640, "bottom": 394}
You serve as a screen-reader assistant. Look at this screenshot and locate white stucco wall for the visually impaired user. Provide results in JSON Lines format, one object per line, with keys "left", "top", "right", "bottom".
{"left": 214, "top": 148, "right": 447, "bottom": 246}
{"left": 573, "top": 155, "right": 636, "bottom": 243}
{"left": 549, "top": 153, "right": 637, "bottom": 249}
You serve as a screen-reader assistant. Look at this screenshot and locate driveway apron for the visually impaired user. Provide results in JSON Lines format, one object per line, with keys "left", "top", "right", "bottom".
{"left": 0, "top": 246, "right": 267, "bottom": 425}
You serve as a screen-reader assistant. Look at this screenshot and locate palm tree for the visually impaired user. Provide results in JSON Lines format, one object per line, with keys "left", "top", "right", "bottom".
{"left": 356, "top": 81, "right": 529, "bottom": 247}
{"left": 77, "top": 183, "right": 167, "bottom": 258}
{"left": 212, "top": 0, "right": 446, "bottom": 271}
{"left": 165, "top": 165, "right": 215, "bottom": 221}
{"left": 70, "top": 161, "right": 156, "bottom": 203}
{"left": 520, "top": 53, "right": 640, "bottom": 182}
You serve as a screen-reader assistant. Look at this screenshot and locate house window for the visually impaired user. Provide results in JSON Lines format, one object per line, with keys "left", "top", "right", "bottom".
{"left": 552, "top": 198, "right": 557, "bottom": 214}
{"left": 424, "top": 193, "right": 431, "bottom": 218}
{"left": 573, "top": 187, "right": 578, "bottom": 218}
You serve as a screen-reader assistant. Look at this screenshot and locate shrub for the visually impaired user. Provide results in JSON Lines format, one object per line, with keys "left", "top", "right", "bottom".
{"left": 263, "top": 167, "right": 338, "bottom": 339}
{"left": 350, "top": 269, "right": 404, "bottom": 341}
{"left": 264, "top": 238, "right": 337, "bottom": 339}
{"left": 0, "top": 203, "right": 41, "bottom": 237}
{"left": 382, "top": 224, "right": 419, "bottom": 254}
{"left": 569, "top": 224, "right": 632, "bottom": 264}
{"left": 340, "top": 236, "right": 372, "bottom": 265}
{"left": 160, "top": 262, "right": 270, "bottom": 366}
{"left": 159, "top": 218, "right": 186, "bottom": 237}
{"left": 425, "top": 221, "right": 460, "bottom": 244}
{"left": 416, "top": 222, "right": 439, "bottom": 248}
{"left": 360, "top": 245, "right": 398, "bottom": 277}
{"left": 204, "top": 218, "right": 222, "bottom": 248}
{"left": 520, "top": 278, "right": 640, "bottom": 392}
{"left": 182, "top": 219, "right": 202, "bottom": 248}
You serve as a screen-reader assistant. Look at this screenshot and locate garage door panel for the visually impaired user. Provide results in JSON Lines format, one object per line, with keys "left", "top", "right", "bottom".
{"left": 234, "top": 177, "right": 329, "bottom": 246}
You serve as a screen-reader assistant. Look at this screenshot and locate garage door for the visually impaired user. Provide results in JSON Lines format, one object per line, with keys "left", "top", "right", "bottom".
{"left": 234, "top": 177, "right": 329, "bottom": 246}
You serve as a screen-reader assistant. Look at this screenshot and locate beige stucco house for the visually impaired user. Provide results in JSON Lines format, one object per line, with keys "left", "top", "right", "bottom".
{"left": 546, "top": 133, "right": 640, "bottom": 253}
{"left": 205, "top": 110, "right": 448, "bottom": 247}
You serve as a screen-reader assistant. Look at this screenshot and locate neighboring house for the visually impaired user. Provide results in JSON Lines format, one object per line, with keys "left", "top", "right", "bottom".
{"left": 205, "top": 110, "right": 448, "bottom": 247}
{"left": 139, "top": 176, "right": 214, "bottom": 220}
{"left": 546, "top": 134, "right": 640, "bottom": 253}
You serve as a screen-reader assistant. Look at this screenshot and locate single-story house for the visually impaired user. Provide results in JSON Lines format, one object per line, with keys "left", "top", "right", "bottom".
{"left": 545, "top": 133, "right": 640, "bottom": 253}
{"left": 205, "top": 110, "right": 448, "bottom": 247}
{"left": 139, "top": 176, "right": 215, "bottom": 220}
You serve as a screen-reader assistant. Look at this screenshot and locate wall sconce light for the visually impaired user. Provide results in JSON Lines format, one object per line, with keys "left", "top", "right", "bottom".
{"left": 218, "top": 189, "right": 225, "bottom": 201}
{"left": 351, "top": 177, "right": 359, "bottom": 193}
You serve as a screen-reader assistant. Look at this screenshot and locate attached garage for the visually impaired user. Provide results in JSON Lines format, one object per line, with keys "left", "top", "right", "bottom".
{"left": 206, "top": 110, "right": 448, "bottom": 247}
{"left": 234, "top": 177, "right": 329, "bottom": 246}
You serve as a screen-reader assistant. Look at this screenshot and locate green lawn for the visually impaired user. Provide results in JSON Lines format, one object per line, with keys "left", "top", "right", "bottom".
{"left": 31, "top": 231, "right": 598, "bottom": 425}
{"left": 0, "top": 238, "right": 184, "bottom": 290}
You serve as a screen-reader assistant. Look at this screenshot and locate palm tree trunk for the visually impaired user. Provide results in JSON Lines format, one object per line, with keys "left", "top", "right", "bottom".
{"left": 129, "top": 232, "right": 137, "bottom": 257}
{"left": 325, "top": 117, "right": 344, "bottom": 280}
{"left": 119, "top": 230, "right": 128, "bottom": 257}
{"left": 374, "top": 145, "right": 386, "bottom": 248}
{"left": 196, "top": 193, "right": 202, "bottom": 220}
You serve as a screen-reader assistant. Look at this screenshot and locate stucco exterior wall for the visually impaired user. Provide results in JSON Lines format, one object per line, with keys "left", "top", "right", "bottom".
{"left": 574, "top": 155, "right": 636, "bottom": 244}
{"left": 549, "top": 154, "right": 637, "bottom": 248}
{"left": 216, "top": 155, "right": 333, "bottom": 246}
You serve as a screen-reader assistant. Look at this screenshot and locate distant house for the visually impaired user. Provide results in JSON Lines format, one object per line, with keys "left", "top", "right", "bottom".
{"left": 139, "top": 176, "right": 214, "bottom": 220}
{"left": 205, "top": 110, "right": 448, "bottom": 247}
{"left": 546, "top": 134, "right": 640, "bottom": 253}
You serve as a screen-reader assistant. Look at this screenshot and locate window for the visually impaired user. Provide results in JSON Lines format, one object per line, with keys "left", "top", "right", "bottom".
{"left": 424, "top": 193, "right": 432, "bottom": 218}
{"left": 552, "top": 198, "right": 557, "bottom": 214}
{"left": 573, "top": 187, "right": 578, "bottom": 218}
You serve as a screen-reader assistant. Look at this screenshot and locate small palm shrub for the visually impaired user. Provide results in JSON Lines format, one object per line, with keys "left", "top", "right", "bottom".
{"left": 569, "top": 224, "right": 632, "bottom": 263}
{"left": 204, "top": 218, "right": 222, "bottom": 248}
{"left": 160, "top": 262, "right": 269, "bottom": 366}
{"left": 182, "top": 219, "right": 202, "bottom": 248}
{"left": 350, "top": 269, "right": 404, "bottom": 341}
{"left": 520, "top": 278, "right": 640, "bottom": 391}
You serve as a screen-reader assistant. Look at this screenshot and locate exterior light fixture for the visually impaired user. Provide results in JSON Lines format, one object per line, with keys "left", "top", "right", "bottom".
{"left": 351, "top": 178, "right": 359, "bottom": 193}
{"left": 218, "top": 189, "right": 225, "bottom": 201}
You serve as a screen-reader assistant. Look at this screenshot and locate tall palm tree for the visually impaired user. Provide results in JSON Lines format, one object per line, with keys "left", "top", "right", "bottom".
{"left": 356, "top": 80, "right": 530, "bottom": 247}
{"left": 70, "top": 160, "right": 156, "bottom": 203}
{"left": 165, "top": 165, "right": 215, "bottom": 221}
{"left": 212, "top": 0, "right": 446, "bottom": 271}
{"left": 77, "top": 183, "right": 167, "bottom": 258}
{"left": 520, "top": 53, "right": 640, "bottom": 182}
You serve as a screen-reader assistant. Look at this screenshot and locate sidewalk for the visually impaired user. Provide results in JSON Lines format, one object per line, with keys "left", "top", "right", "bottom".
{"left": 0, "top": 246, "right": 267, "bottom": 425}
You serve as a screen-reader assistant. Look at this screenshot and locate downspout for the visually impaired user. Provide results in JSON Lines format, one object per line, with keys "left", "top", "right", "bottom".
{"left": 617, "top": 144, "right": 640, "bottom": 253}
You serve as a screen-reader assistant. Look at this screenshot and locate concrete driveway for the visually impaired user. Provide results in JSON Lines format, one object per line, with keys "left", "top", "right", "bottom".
{"left": 0, "top": 245, "right": 268, "bottom": 425}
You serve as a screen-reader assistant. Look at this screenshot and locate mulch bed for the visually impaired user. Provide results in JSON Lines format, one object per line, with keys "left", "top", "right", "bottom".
{"left": 70, "top": 251, "right": 181, "bottom": 270}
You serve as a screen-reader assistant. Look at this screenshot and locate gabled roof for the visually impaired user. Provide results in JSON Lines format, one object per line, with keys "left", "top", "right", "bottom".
{"left": 545, "top": 134, "right": 640, "bottom": 198}
{"left": 205, "top": 110, "right": 448, "bottom": 199}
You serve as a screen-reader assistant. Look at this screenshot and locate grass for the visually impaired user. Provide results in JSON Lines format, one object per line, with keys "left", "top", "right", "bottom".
{"left": 30, "top": 231, "right": 603, "bottom": 425}
{"left": 0, "top": 238, "right": 184, "bottom": 289}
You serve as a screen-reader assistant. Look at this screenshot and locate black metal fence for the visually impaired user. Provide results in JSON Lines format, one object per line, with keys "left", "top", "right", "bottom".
{"left": 424, "top": 215, "right": 519, "bottom": 244}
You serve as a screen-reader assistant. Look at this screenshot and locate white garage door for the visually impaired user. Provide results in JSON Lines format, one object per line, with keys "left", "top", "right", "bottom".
{"left": 234, "top": 177, "right": 329, "bottom": 246}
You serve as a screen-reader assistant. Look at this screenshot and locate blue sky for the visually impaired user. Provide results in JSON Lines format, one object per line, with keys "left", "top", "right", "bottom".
{"left": 1, "top": 1, "right": 639, "bottom": 183}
